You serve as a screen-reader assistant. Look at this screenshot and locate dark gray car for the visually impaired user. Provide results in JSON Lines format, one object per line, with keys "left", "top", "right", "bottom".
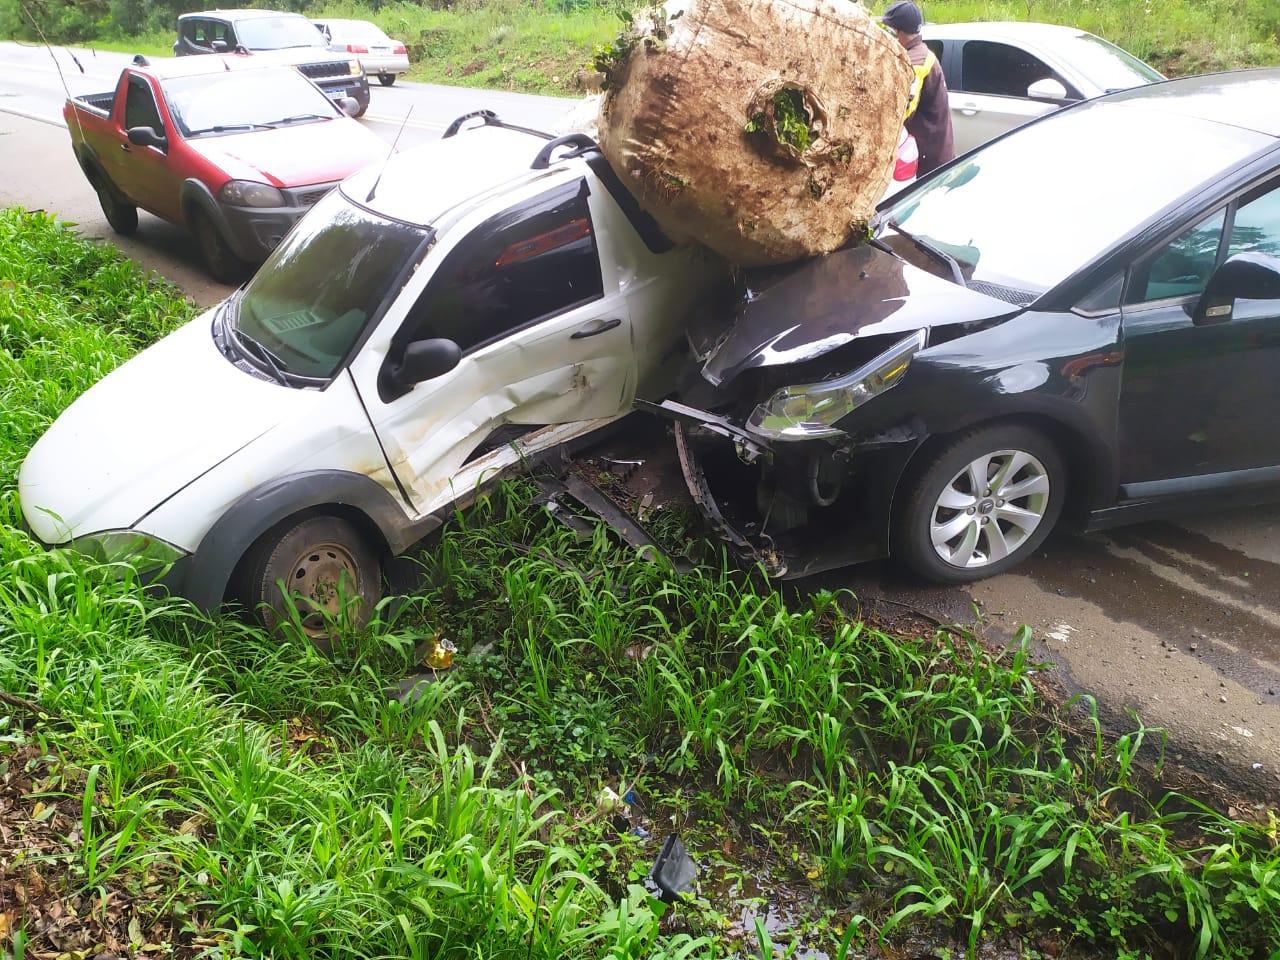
{"left": 175, "top": 9, "right": 370, "bottom": 117}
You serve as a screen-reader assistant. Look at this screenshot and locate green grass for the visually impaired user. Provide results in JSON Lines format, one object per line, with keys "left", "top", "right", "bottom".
{"left": 3, "top": 206, "right": 1280, "bottom": 958}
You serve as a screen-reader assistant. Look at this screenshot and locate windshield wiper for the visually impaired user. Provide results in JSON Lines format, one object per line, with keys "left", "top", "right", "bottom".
{"left": 887, "top": 218, "right": 967, "bottom": 288}
{"left": 271, "top": 113, "right": 330, "bottom": 125}
{"left": 230, "top": 324, "right": 291, "bottom": 386}
{"left": 188, "top": 122, "right": 273, "bottom": 135}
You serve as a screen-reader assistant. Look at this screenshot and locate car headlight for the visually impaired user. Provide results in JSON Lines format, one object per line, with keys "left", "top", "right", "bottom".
{"left": 348, "top": 60, "right": 362, "bottom": 75}
{"left": 69, "top": 530, "right": 187, "bottom": 577}
{"left": 746, "top": 330, "right": 926, "bottom": 441}
{"left": 219, "top": 180, "right": 286, "bottom": 208}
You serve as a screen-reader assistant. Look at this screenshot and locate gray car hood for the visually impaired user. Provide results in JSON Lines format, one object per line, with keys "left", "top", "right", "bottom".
{"left": 701, "top": 244, "right": 1021, "bottom": 386}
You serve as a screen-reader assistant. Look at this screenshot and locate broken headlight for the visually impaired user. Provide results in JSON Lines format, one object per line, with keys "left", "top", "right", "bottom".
{"left": 69, "top": 530, "right": 187, "bottom": 577}
{"left": 746, "top": 330, "right": 926, "bottom": 440}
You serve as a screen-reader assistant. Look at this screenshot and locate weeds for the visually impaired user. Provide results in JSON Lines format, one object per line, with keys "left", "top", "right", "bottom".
{"left": 3, "top": 207, "right": 1280, "bottom": 958}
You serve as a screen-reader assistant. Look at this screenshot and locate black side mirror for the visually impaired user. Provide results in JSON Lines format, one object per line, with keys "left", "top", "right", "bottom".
{"left": 338, "top": 96, "right": 359, "bottom": 117}
{"left": 394, "top": 338, "right": 461, "bottom": 386}
{"left": 211, "top": 39, "right": 230, "bottom": 53}
{"left": 127, "top": 126, "right": 167, "bottom": 150}
{"left": 1194, "top": 252, "right": 1280, "bottom": 325}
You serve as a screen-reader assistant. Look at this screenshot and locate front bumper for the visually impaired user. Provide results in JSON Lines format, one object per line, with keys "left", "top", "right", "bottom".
{"left": 316, "top": 74, "right": 371, "bottom": 113}
{"left": 216, "top": 180, "right": 342, "bottom": 261}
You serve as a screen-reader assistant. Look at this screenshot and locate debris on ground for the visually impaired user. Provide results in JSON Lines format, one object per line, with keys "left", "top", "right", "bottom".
{"left": 646, "top": 834, "right": 700, "bottom": 902}
{"left": 596, "top": 0, "right": 912, "bottom": 264}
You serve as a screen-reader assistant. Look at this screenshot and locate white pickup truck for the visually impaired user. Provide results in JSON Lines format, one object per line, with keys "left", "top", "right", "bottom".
{"left": 19, "top": 112, "right": 728, "bottom": 637}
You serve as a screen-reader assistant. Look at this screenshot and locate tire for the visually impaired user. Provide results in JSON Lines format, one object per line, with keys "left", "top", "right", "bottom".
{"left": 239, "top": 515, "right": 382, "bottom": 645}
{"left": 92, "top": 174, "right": 138, "bottom": 236}
{"left": 377, "top": 73, "right": 395, "bottom": 86}
{"left": 892, "top": 423, "right": 1066, "bottom": 584}
{"left": 189, "top": 208, "right": 246, "bottom": 284}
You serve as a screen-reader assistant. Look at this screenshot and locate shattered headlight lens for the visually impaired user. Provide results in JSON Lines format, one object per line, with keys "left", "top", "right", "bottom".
{"left": 69, "top": 530, "right": 187, "bottom": 578}
{"left": 219, "top": 180, "right": 286, "bottom": 208}
{"left": 746, "top": 330, "right": 926, "bottom": 441}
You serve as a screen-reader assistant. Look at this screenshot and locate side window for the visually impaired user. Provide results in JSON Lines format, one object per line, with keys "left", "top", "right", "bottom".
{"left": 212, "top": 21, "right": 232, "bottom": 45}
{"left": 1129, "top": 209, "right": 1226, "bottom": 304}
{"left": 124, "top": 77, "right": 164, "bottom": 134}
{"left": 960, "top": 40, "right": 1075, "bottom": 98}
{"left": 396, "top": 181, "right": 603, "bottom": 356}
{"left": 1227, "top": 181, "right": 1280, "bottom": 259}
{"left": 924, "top": 39, "right": 952, "bottom": 84}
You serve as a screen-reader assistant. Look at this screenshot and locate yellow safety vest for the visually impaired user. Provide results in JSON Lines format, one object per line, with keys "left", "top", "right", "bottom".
{"left": 904, "top": 49, "right": 939, "bottom": 121}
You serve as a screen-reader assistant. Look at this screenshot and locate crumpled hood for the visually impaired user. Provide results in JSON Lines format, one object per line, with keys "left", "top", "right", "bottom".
{"left": 702, "top": 244, "right": 1020, "bottom": 385}
{"left": 18, "top": 311, "right": 314, "bottom": 545}
{"left": 187, "top": 120, "right": 386, "bottom": 188}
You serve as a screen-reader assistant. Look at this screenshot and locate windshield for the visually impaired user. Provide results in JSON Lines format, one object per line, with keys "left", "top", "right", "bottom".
{"left": 1065, "top": 34, "right": 1164, "bottom": 91}
{"left": 881, "top": 100, "right": 1265, "bottom": 295}
{"left": 163, "top": 70, "right": 337, "bottom": 136}
{"left": 235, "top": 191, "right": 428, "bottom": 380}
{"left": 236, "top": 15, "right": 328, "bottom": 50}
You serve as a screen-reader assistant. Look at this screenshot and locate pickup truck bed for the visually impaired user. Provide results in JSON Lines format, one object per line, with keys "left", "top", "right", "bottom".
{"left": 73, "top": 91, "right": 114, "bottom": 116}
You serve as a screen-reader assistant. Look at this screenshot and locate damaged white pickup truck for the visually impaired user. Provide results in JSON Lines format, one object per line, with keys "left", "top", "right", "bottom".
{"left": 18, "top": 112, "right": 727, "bottom": 634}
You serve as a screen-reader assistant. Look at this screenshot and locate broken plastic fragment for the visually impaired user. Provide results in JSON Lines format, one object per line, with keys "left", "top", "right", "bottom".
{"left": 646, "top": 834, "right": 699, "bottom": 902}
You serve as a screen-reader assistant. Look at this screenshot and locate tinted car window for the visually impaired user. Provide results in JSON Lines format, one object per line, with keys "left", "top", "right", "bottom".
{"left": 1131, "top": 209, "right": 1226, "bottom": 303}
{"left": 1228, "top": 181, "right": 1280, "bottom": 259}
{"left": 961, "top": 40, "right": 1075, "bottom": 98}
{"left": 124, "top": 78, "right": 163, "bottom": 133}
{"left": 396, "top": 181, "right": 603, "bottom": 355}
{"left": 189, "top": 21, "right": 207, "bottom": 44}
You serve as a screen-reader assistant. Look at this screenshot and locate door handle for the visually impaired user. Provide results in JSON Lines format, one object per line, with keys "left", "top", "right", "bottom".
{"left": 119, "top": 142, "right": 131, "bottom": 151}
{"left": 570, "top": 317, "right": 622, "bottom": 339}
{"left": 959, "top": 102, "right": 980, "bottom": 116}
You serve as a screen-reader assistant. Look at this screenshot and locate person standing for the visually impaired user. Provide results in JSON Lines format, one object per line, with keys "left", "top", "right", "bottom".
{"left": 880, "top": 1, "right": 955, "bottom": 175}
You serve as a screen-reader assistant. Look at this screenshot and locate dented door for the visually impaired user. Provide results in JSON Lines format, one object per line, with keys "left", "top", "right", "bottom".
{"left": 350, "top": 178, "right": 636, "bottom": 515}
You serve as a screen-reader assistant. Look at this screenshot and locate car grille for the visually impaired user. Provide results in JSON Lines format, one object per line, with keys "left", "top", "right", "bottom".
{"left": 297, "top": 187, "right": 332, "bottom": 207}
{"left": 967, "top": 280, "right": 1035, "bottom": 307}
{"left": 299, "top": 60, "right": 352, "bottom": 81}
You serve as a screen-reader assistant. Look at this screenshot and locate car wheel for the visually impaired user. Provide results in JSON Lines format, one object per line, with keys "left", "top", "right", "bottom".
{"left": 240, "top": 515, "right": 382, "bottom": 645}
{"left": 377, "top": 73, "right": 395, "bottom": 86}
{"left": 93, "top": 176, "right": 138, "bottom": 235}
{"left": 893, "top": 424, "right": 1065, "bottom": 584}
{"left": 190, "top": 208, "right": 245, "bottom": 284}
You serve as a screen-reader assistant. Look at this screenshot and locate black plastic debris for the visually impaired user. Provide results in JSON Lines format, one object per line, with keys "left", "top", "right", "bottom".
{"left": 646, "top": 834, "right": 699, "bottom": 902}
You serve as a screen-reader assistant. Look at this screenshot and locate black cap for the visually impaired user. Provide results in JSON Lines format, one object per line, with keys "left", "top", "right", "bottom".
{"left": 880, "top": 0, "right": 923, "bottom": 33}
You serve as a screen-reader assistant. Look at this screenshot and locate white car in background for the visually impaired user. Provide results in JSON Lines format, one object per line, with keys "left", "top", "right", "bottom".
{"left": 921, "top": 21, "right": 1163, "bottom": 154}
{"left": 313, "top": 18, "right": 410, "bottom": 86}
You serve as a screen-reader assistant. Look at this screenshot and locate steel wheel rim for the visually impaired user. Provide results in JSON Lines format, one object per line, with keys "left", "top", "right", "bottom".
{"left": 286, "top": 540, "right": 361, "bottom": 636}
{"left": 929, "top": 448, "right": 1050, "bottom": 569}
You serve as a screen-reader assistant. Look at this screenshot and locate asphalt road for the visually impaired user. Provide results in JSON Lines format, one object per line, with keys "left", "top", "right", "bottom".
{"left": 3, "top": 41, "right": 1279, "bottom": 798}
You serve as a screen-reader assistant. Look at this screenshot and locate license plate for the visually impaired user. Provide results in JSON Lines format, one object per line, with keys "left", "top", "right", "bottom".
{"left": 371, "top": 46, "right": 389, "bottom": 52}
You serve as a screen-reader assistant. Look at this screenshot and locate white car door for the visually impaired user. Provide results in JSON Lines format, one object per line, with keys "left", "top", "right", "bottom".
{"left": 348, "top": 176, "right": 637, "bottom": 516}
{"left": 950, "top": 39, "right": 1076, "bottom": 154}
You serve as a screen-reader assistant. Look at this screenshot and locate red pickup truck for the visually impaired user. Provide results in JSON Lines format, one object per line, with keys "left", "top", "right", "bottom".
{"left": 66, "top": 55, "right": 388, "bottom": 281}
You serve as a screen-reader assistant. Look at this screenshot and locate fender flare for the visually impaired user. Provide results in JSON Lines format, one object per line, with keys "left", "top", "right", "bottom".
{"left": 179, "top": 178, "right": 256, "bottom": 261}
{"left": 168, "top": 470, "right": 439, "bottom": 610}
{"left": 74, "top": 143, "right": 114, "bottom": 192}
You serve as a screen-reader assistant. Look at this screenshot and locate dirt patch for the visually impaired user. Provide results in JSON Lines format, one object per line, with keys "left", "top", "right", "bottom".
{"left": 0, "top": 739, "right": 206, "bottom": 958}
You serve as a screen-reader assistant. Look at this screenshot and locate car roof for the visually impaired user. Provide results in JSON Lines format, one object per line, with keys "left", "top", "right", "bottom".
{"left": 343, "top": 125, "right": 571, "bottom": 228}
{"left": 127, "top": 54, "right": 303, "bottom": 81}
{"left": 1102, "top": 69, "right": 1280, "bottom": 138}
{"left": 179, "top": 9, "right": 306, "bottom": 21}
{"left": 922, "top": 21, "right": 1095, "bottom": 43}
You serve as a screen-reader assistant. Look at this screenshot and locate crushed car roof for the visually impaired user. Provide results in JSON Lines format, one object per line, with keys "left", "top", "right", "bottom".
{"left": 342, "top": 125, "right": 565, "bottom": 228}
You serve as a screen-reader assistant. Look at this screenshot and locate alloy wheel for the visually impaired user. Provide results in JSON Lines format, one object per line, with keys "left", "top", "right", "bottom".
{"left": 929, "top": 449, "right": 1050, "bottom": 569}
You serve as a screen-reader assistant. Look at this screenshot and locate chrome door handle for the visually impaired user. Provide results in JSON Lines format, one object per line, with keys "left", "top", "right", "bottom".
{"left": 959, "top": 102, "right": 980, "bottom": 116}
{"left": 571, "top": 317, "right": 622, "bottom": 339}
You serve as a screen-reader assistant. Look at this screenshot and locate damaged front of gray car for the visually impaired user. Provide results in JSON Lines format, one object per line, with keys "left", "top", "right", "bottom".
{"left": 641, "top": 240, "right": 1043, "bottom": 580}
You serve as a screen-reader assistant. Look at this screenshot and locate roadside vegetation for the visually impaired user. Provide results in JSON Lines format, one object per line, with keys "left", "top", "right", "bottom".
{"left": 3, "top": 205, "right": 1280, "bottom": 958}
{"left": 3, "top": 0, "right": 1279, "bottom": 95}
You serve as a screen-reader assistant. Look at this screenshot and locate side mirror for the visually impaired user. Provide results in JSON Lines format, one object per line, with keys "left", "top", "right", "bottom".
{"left": 1027, "top": 77, "right": 1069, "bottom": 102}
{"left": 394, "top": 338, "right": 461, "bottom": 385}
{"left": 338, "top": 96, "right": 359, "bottom": 117}
{"left": 211, "top": 38, "right": 230, "bottom": 53}
{"left": 127, "top": 126, "right": 167, "bottom": 150}
{"left": 1194, "top": 252, "right": 1280, "bottom": 325}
